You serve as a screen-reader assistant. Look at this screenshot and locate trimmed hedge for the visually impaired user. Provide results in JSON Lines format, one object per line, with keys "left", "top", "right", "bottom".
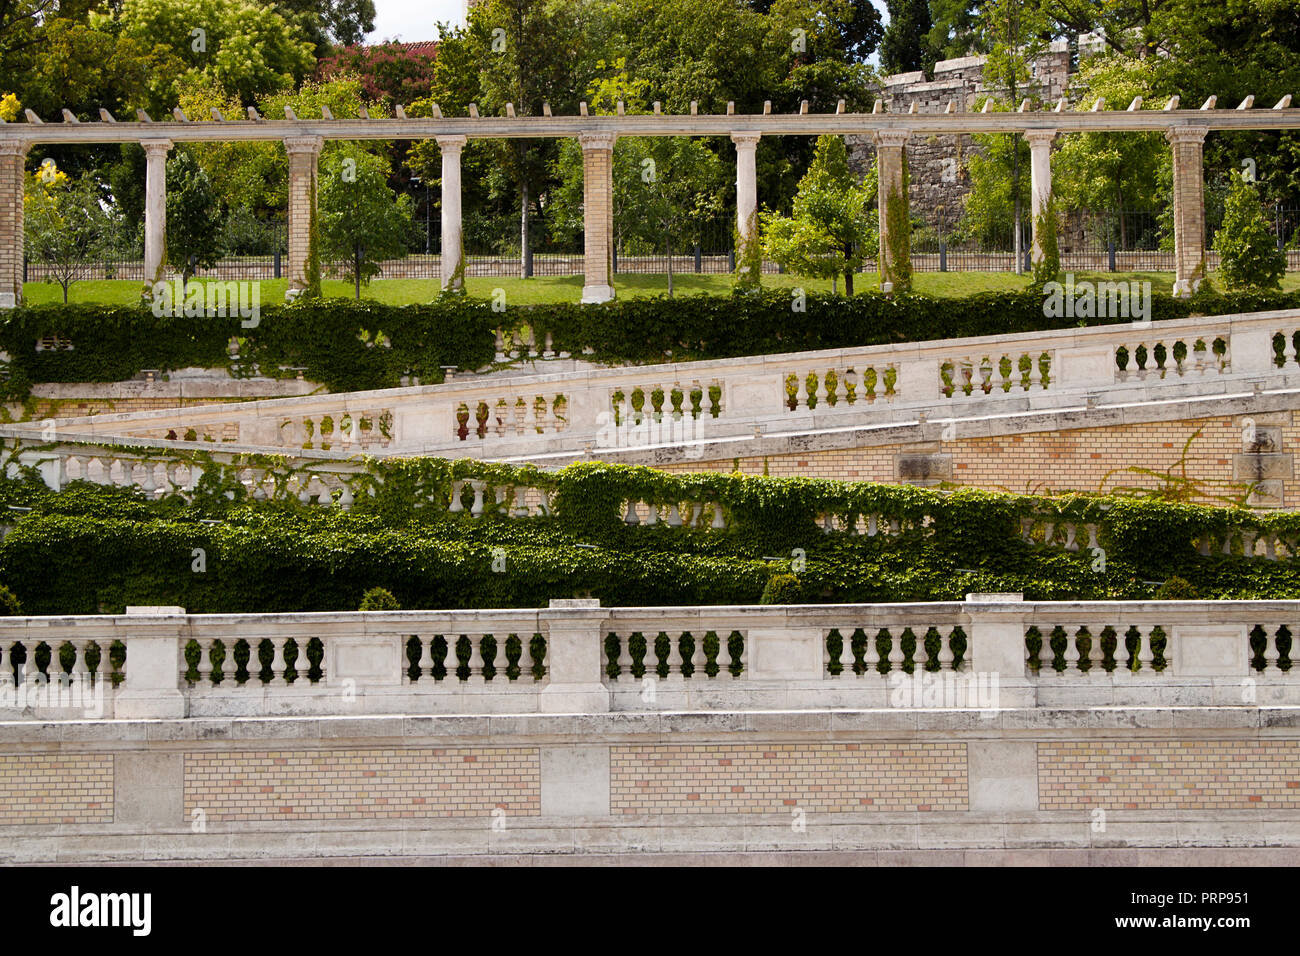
{"left": 1, "top": 457, "right": 1299, "bottom": 614}
{"left": 5, "top": 286, "right": 1299, "bottom": 399}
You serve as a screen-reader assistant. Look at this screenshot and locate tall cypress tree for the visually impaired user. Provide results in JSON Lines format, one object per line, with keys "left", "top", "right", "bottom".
{"left": 880, "top": 0, "right": 933, "bottom": 75}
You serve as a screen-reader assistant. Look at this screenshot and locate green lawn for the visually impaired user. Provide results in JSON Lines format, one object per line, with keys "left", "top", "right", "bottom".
{"left": 22, "top": 270, "right": 1300, "bottom": 307}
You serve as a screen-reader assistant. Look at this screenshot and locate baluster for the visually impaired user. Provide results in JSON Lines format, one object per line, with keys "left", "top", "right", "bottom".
{"left": 1085, "top": 524, "right": 1100, "bottom": 552}
{"left": 1028, "top": 353, "right": 1044, "bottom": 390}
{"left": 415, "top": 635, "right": 432, "bottom": 681}
{"left": 887, "top": 632, "right": 905, "bottom": 672}
{"left": 938, "top": 630, "right": 954, "bottom": 671}
{"left": 843, "top": 368, "right": 859, "bottom": 404}
{"left": 816, "top": 372, "right": 830, "bottom": 406}
{"left": 645, "top": 503, "right": 659, "bottom": 526}
{"left": 795, "top": 375, "right": 809, "bottom": 410}
{"left": 1263, "top": 627, "right": 1281, "bottom": 673}
{"left": 448, "top": 480, "right": 464, "bottom": 513}
{"left": 665, "top": 633, "right": 683, "bottom": 677}
{"left": 711, "top": 503, "right": 726, "bottom": 529}
{"left": 1088, "top": 628, "right": 1105, "bottom": 673}
{"left": 1063, "top": 627, "right": 1080, "bottom": 673}
{"left": 495, "top": 486, "right": 508, "bottom": 514}
{"left": 1063, "top": 523, "right": 1078, "bottom": 551}
{"left": 196, "top": 638, "right": 213, "bottom": 686}
{"left": 470, "top": 481, "right": 485, "bottom": 517}
{"left": 1283, "top": 331, "right": 1297, "bottom": 368}
{"left": 66, "top": 638, "right": 88, "bottom": 688}
{"left": 863, "top": 630, "right": 880, "bottom": 675}
{"left": 624, "top": 500, "right": 641, "bottom": 525}
{"left": 514, "top": 487, "right": 530, "bottom": 518}
{"left": 1136, "top": 626, "right": 1155, "bottom": 674}
{"left": 616, "top": 633, "right": 633, "bottom": 677}
{"left": 270, "top": 638, "right": 287, "bottom": 684}
{"left": 1192, "top": 340, "right": 1207, "bottom": 375}
{"left": 467, "top": 635, "right": 485, "bottom": 685}
{"left": 338, "top": 484, "right": 354, "bottom": 510}
{"left": 867, "top": 514, "right": 879, "bottom": 537}
{"left": 666, "top": 504, "right": 682, "bottom": 527}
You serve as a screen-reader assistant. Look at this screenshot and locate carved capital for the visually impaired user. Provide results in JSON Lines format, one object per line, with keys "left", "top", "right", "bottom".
{"left": 283, "top": 135, "right": 325, "bottom": 155}
{"left": 871, "top": 129, "right": 910, "bottom": 149}
{"left": 730, "top": 131, "right": 761, "bottom": 149}
{"left": 0, "top": 138, "right": 30, "bottom": 159}
{"left": 1166, "top": 125, "right": 1208, "bottom": 146}
{"left": 578, "top": 131, "right": 616, "bottom": 151}
{"left": 1022, "top": 128, "right": 1057, "bottom": 147}
{"left": 139, "top": 138, "right": 174, "bottom": 156}
{"left": 436, "top": 134, "right": 468, "bottom": 155}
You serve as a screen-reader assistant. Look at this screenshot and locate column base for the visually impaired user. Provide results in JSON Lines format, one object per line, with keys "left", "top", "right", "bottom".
{"left": 580, "top": 284, "right": 615, "bottom": 304}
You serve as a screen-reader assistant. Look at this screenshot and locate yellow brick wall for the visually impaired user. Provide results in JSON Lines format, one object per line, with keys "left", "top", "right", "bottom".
{"left": 665, "top": 411, "right": 1289, "bottom": 505}
{"left": 611, "top": 743, "right": 968, "bottom": 813}
{"left": 0, "top": 753, "right": 113, "bottom": 824}
{"left": 184, "top": 748, "right": 541, "bottom": 821}
{"left": 1038, "top": 741, "right": 1300, "bottom": 810}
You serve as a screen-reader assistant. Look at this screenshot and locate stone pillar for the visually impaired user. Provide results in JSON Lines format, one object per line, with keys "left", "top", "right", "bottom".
{"left": 731, "top": 131, "right": 761, "bottom": 274}
{"left": 141, "top": 139, "right": 174, "bottom": 292}
{"left": 538, "top": 599, "right": 609, "bottom": 713}
{"left": 579, "top": 132, "right": 616, "bottom": 304}
{"left": 1168, "top": 125, "right": 1208, "bottom": 297}
{"left": 437, "top": 135, "right": 467, "bottom": 293}
{"left": 1024, "top": 129, "right": 1056, "bottom": 265}
{"left": 284, "top": 135, "right": 324, "bottom": 300}
{"left": 0, "top": 139, "right": 27, "bottom": 309}
{"left": 873, "top": 130, "right": 911, "bottom": 292}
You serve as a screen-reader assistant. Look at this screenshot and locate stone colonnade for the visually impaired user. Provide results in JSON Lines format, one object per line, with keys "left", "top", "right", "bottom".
{"left": 0, "top": 120, "right": 1221, "bottom": 308}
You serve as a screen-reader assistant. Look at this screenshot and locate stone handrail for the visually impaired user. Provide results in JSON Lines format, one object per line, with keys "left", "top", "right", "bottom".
{"left": 18, "top": 308, "right": 1300, "bottom": 465}
{"left": 1, "top": 597, "right": 1297, "bottom": 720}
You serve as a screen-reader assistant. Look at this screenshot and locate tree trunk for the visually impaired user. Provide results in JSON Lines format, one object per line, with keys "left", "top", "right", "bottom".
{"left": 355, "top": 245, "right": 362, "bottom": 300}
{"left": 666, "top": 234, "right": 674, "bottom": 297}
{"left": 520, "top": 179, "right": 531, "bottom": 279}
{"left": 844, "top": 243, "right": 854, "bottom": 295}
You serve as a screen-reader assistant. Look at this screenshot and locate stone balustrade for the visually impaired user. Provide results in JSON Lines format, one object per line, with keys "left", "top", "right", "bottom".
{"left": 17, "top": 308, "right": 1300, "bottom": 468}
{"left": 2, "top": 596, "right": 1298, "bottom": 720}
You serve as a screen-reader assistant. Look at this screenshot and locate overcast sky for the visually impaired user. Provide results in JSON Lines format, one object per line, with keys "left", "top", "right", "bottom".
{"left": 368, "top": 0, "right": 891, "bottom": 43}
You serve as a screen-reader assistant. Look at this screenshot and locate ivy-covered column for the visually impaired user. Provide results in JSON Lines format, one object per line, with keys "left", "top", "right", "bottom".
{"left": 1168, "top": 125, "right": 1208, "bottom": 297}
{"left": 873, "top": 129, "right": 911, "bottom": 293}
{"left": 1024, "top": 128, "right": 1056, "bottom": 266}
{"left": 437, "top": 135, "right": 467, "bottom": 294}
{"left": 284, "top": 135, "right": 324, "bottom": 301}
{"left": 141, "top": 138, "right": 173, "bottom": 295}
{"left": 0, "top": 139, "right": 27, "bottom": 309}
{"left": 731, "top": 131, "right": 761, "bottom": 288}
{"left": 579, "top": 131, "right": 616, "bottom": 304}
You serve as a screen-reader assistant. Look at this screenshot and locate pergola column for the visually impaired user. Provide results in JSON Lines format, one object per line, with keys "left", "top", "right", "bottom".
{"left": 873, "top": 129, "right": 911, "bottom": 292}
{"left": 1024, "top": 128, "right": 1056, "bottom": 265}
{"left": 141, "top": 138, "right": 173, "bottom": 291}
{"left": 1168, "top": 125, "right": 1209, "bottom": 297}
{"left": 731, "top": 132, "right": 761, "bottom": 271}
{"left": 0, "top": 140, "right": 28, "bottom": 309}
{"left": 579, "top": 131, "right": 616, "bottom": 304}
{"left": 437, "top": 135, "right": 467, "bottom": 293}
{"left": 284, "top": 135, "right": 324, "bottom": 299}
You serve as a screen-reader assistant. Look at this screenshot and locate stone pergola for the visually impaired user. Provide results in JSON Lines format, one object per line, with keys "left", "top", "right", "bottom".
{"left": 1, "top": 95, "right": 1298, "bottom": 307}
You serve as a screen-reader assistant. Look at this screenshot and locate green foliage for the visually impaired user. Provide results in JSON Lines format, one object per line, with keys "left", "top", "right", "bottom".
{"left": 165, "top": 151, "right": 224, "bottom": 284}
{"left": 762, "top": 134, "right": 875, "bottom": 295}
{"left": 318, "top": 149, "right": 415, "bottom": 299}
{"left": 359, "top": 586, "right": 400, "bottom": 610}
{"left": 6, "top": 455, "right": 1300, "bottom": 615}
{"left": 1030, "top": 200, "right": 1062, "bottom": 289}
{"left": 760, "top": 573, "right": 803, "bottom": 604}
{"left": 0, "top": 584, "right": 21, "bottom": 616}
{"left": 1154, "top": 576, "right": 1200, "bottom": 600}
{"left": 879, "top": 0, "right": 932, "bottom": 74}
{"left": 23, "top": 168, "right": 116, "bottom": 304}
{"left": 883, "top": 154, "right": 913, "bottom": 293}
{"left": 1216, "top": 173, "right": 1287, "bottom": 292}
{"left": 733, "top": 211, "right": 763, "bottom": 293}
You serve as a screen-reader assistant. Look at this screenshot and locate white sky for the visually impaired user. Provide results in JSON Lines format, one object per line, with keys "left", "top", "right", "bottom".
{"left": 366, "top": 0, "right": 891, "bottom": 44}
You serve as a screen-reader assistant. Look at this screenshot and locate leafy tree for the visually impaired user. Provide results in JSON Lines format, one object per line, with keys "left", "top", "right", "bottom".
{"left": 762, "top": 135, "right": 875, "bottom": 294}
{"left": 275, "top": 0, "right": 377, "bottom": 51}
{"left": 318, "top": 149, "right": 415, "bottom": 299}
{"left": 959, "top": 100, "right": 1030, "bottom": 247}
{"left": 926, "top": 0, "right": 983, "bottom": 64}
{"left": 1216, "top": 172, "right": 1286, "bottom": 291}
{"left": 315, "top": 40, "right": 436, "bottom": 108}
{"left": 879, "top": 0, "right": 932, "bottom": 74}
{"left": 103, "top": 0, "right": 316, "bottom": 108}
{"left": 23, "top": 165, "right": 114, "bottom": 303}
{"left": 165, "top": 150, "right": 224, "bottom": 284}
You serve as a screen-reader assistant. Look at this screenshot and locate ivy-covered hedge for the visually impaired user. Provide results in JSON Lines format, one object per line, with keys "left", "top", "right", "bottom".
{"left": 5, "top": 286, "right": 1299, "bottom": 399}
{"left": 1, "top": 457, "right": 1299, "bottom": 614}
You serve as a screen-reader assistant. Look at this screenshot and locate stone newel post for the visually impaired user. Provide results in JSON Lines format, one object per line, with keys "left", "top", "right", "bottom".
{"left": 1024, "top": 129, "right": 1056, "bottom": 265}
{"left": 1168, "top": 125, "right": 1208, "bottom": 297}
{"left": 539, "top": 599, "right": 610, "bottom": 713}
{"left": 0, "top": 139, "right": 27, "bottom": 309}
{"left": 437, "top": 135, "right": 467, "bottom": 293}
{"left": 731, "top": 131, "right": 761, "bottom": 270}
{"left": 141, "top": 139, "right": 173, "bottom": 293}
{"left": 579, "top": 132, "right": 616, "bottom": 304}
{"left": 284, "top": 135, "right": 324, "bottom": 300}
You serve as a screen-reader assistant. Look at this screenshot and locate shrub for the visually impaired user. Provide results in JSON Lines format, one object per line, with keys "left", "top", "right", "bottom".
{"left": 1216, "top": 173, "right": 1286, "bottom": 291}
{"left": 1154, "top": 576, "right": 1200, "bottom": 600}
{"left": 359, "top": 586, "right": 400, "bottom": 610}
{"left": 0, "top": 584, "right": 21, "bottom": 615}
{"left": 760, "top": 573, "right": 804, "bottom": 605}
